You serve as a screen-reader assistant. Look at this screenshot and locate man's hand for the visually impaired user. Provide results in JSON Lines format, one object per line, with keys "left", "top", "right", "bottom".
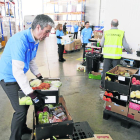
{"left": 28, "top": 91, "right": 44, "bottom": 110}
{"left": 36, "top": 73, "right": 43, "bottom": 80}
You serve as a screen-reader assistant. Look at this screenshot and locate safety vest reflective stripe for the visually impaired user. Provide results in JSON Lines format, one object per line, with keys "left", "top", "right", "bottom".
{"left": 104, "top": 45, "right": 122, "bottom": 48}
{"left": 103, "top": 53, "right": 122, "bottom": 57}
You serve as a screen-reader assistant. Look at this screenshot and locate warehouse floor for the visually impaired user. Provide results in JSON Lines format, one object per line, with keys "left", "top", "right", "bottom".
{"left": 0, "top": 34, "right": 139, "bottom": 140}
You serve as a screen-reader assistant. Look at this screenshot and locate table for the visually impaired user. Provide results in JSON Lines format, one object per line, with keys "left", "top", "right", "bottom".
{"left": 122, "top": 52, "right": 140, "bottom": 61}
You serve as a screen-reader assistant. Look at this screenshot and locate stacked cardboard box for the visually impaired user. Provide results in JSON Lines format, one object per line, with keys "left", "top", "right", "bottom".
{"left": 93, "top": 31, "right": 103, "bottom": 39}
{"left": 74, "top": 39, "right": 82, "bottom": 50}
{"left": 104, "top": 66, "right": 138, "bottom": 116}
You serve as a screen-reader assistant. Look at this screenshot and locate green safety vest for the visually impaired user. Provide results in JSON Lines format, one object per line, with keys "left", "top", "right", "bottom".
{"left": 103, "top": 29, "right": 124, "bottom": 59}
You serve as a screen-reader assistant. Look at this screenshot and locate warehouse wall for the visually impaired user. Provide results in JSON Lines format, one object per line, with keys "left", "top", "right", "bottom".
{"left": 104, "top": 0, "right": 140, "bottom": 51}
{"left": 85, "top": 0, "right": 101, "bottom": 26}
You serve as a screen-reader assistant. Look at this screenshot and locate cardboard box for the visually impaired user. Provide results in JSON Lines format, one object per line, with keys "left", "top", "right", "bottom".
{"left": 93, "top": 31, "right": 103, "bottom": 39}
{"left": 77, "top": 3, "right": 84, "bottom": 12}
{"left": 65, "top": 42, "right": 74, "bottom": 51}
{"left": 94, "top": 134, "right": 113, "bottom": 140}
{"left": 106, "top": 101, "right": 128, "bottom": 116}
{"left": 77, "top": 64, "right": 86, "bottom": 72}
{"left": 63, "top": 15, "right": 67, "bottom": 20}
{"left": 59, "top": 5, "right": 67, "bottom": 13}
{"left": 127, "top": 108, "right": 140, "bottom": 122}
{"left": 129, "top": 102, "right": 140, "bottom": 111}
{"left": 74, "top": 39, "right": 82, "bottom": 50}
{"left": 34, "top": 96, "right": 74, "bottom": 139}
{"left": 72, "top": 15, "right": 77, "bottom": 20}
{"left": 68, "top": 5, "right": 76, "bottom": 12}
{"left": 68, "top": 15, "right": 72, "bottom": 20}
{"left": 18, "top": 78, "right": 60, "bottom": 105}
{"left": 0, "top": 36, "right": 8, "bottom": 45}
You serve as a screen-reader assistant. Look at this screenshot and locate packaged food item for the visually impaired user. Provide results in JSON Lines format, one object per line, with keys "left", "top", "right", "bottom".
{"left": 52, "top": 116, "right": 62, "bottom": 123}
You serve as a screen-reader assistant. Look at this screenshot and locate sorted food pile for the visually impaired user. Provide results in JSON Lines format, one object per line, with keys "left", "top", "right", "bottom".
{"left": 37, "top": 104, "right": 68, "bottom": 124}
{"left": 112, "top": 70, "right": 132, "bottom": 77}
{"left": 30, "top": 79, "right": 62, "bottom": 90}
{"left": 130, "top": 91, "right": 140, "bottom": 104}
{"left": 132, "top": 77, "right": 140, "bottom": 85}
{"left": 103, "top": 91, "right": 112, "bottom": 102}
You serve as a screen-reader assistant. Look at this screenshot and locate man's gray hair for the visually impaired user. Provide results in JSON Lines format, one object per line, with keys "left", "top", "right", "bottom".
{"left": 111, "top": 20, "right": 119, "bottom": 27}
{"left": 31, "top": 14, "right": 54, "bottom": 30}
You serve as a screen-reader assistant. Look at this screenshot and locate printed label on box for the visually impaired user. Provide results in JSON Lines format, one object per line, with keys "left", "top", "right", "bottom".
{"left": 45, "top": 96, "right": 56, "bottom": 103}
{"left": 118, "top": 76, "right": 125, "bottom": 81}
{"left": 120, "top": 95, "right": 128, "bottom": 101}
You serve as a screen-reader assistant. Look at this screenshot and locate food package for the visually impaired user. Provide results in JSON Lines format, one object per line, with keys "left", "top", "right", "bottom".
{"left": 52, "top": 116, "right": 62, "bottom": 123}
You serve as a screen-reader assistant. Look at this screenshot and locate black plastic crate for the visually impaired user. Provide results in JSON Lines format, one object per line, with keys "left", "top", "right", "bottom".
{"left": 34, "top": 96, "right": 74, "bottom": 140}
{"left": 69, "top": 121, "right": 94, "bottom": 140}
{"left": 18, "top": 78, "right": 60, "bottom": 105}
{"left": 104, "top": 90, "right": 129, "bottom": 107}
{"left": 131, "top": 75, "right": 140, "bottom": 91}
{"left": 105, "top": 80, "right": 130, "bottom": 96}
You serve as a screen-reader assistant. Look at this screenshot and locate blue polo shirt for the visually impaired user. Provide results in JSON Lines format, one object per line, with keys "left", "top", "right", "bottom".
{"left": 0, "top": 28, "right": 39, "bottom": 82}
{"left": 56, "top": 30, "right": 64, "bottom": 44}
{"left": 81, "top": 28, "right": 92, "bottom": 43}
{"left": 74, "top": 25, "right": 78, "bottom": 32}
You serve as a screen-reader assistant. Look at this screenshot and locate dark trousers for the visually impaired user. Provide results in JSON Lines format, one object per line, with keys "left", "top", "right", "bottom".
{"left": 73, "top": 32, "right": 78, "bottom": 39}
{"left": 58, "top": 44, "right": 64, "bottom": 60}
{"left": 101, "top": 58, "right": 120, "bottom": 88}
{"left": 82, "top": 43, "right": 87, "bottom": 61}
{"left": 0, "top": 80, "right": 29, "bottom": 140}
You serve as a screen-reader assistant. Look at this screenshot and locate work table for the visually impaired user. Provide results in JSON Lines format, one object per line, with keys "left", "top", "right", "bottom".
{"left": 122, "top": 52, "right": 140, "bottom": 61}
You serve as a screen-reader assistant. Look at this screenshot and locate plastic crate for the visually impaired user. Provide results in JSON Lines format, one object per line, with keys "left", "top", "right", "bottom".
{"left": 89, "top": 72, "right": 101, "bottom": 80}
{"left": 69, "top": 121, "right": 94, "bottom": 140}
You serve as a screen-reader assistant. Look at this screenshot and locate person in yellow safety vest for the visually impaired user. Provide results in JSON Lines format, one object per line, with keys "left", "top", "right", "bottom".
{"left": 100, "top": 19, "right": 132, "bottom": 89}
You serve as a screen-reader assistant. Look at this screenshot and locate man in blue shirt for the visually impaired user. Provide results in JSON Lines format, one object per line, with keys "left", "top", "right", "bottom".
{"left": 81, "top": 21, "right": 93, "bottom": 65}
{"left": 0, "top": 14, "right": 54, "bottom": 140}
{"left": 73, "top": 24, "right": 79, "bottom": 39}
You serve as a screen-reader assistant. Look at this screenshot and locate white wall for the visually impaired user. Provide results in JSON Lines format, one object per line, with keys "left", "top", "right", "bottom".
{"left": 85, "top": 0, "right": 101, "bottom": 26}
{"left": 104, "top": 0, "right": 140, "bottom": 51}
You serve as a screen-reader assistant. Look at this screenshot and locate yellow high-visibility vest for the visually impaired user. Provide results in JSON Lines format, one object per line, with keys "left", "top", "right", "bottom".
{"left": 103, "top": 29, "right": 124, "bottom": 59}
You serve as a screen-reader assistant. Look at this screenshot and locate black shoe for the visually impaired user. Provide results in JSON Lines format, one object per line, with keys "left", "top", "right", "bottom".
{"left": 62, "top": 58, "right": 66, "bottom": 61}
{"left": 22, "top": 127, "right": 32, "bottom": 135}
{"left": 81, "top": 61, "right": 86, "bottom": 66}
{"left": 59, "top": 59, "right": 64, "bottom": 62}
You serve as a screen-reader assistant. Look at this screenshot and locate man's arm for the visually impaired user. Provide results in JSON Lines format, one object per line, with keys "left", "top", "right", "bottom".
{"left": 29, "top": 57, "right": 41, "bottom": 77}
{"left": 11, "top": 40, "right": 33, "bottom": 95}
{"left": 100, "top": 34, "right": 105, "bottom": 47}
{"left": 12, "top": 60, "right": 33, "bottom": 95}
{"left": 123, "top": 33, "right": 132, "bottom": 54}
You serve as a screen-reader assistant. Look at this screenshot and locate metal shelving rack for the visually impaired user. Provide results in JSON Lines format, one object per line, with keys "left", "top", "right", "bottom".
{"left": 43, "top": 0, "right": 86, "bottom": 33}
{"left": 0, "top": 0, "right": 23, "bottom": 44}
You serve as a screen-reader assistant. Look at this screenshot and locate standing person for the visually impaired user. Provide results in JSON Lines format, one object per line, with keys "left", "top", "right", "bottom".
{"left": 0, "top": 14, "right": 54, "bottom": 140}
{"left": 81, "top": 21, "right": 93, "bottom": 65}
{"left": 63, "top": 22, "right": 67, "bottom": 35}
{"left": 73, "top": 24, "right": 78, "bottom": 39}
{"left": 56, "top": 24, "right": 66, "bottom": 62}
{"left": 79, "top": 23, "right": 84, "bottom": 35}
{"left": 100, "top": 19, "right": 132, "bottom": 89}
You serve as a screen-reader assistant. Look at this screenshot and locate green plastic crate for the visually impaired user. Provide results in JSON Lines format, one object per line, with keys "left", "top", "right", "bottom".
{"left": 89, "top": 73, "right": 101, "bottom": 80}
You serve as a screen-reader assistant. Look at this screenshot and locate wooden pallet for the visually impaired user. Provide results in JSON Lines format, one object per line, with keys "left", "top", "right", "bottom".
{"left": 103, "top": 109, "right": 140, "bottom": 129}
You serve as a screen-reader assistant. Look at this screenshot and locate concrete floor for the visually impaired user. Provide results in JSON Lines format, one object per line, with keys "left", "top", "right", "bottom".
{"left": 0, "top": 34, "right": 139, "bottom": 140}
